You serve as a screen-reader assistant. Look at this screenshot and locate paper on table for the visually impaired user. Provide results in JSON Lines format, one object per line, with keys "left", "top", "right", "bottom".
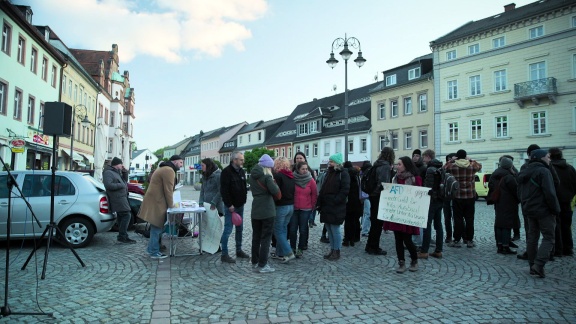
{"left": 173, "top": 191, "right": 182, "bottom": 204}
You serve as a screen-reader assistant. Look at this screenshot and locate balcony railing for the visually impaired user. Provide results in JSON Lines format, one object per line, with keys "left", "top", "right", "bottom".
{"left": 514, "top": 77, "right": 557, "bottom": 108}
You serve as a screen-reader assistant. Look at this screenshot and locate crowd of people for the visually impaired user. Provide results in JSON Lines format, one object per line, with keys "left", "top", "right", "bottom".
{"left": 132, "top": 143, "right": 575, "bottom": 277}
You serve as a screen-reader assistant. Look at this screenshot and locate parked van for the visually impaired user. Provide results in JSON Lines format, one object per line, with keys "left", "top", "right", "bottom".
{"left": 475, "top": 172, "right": 491, "bottom": 199}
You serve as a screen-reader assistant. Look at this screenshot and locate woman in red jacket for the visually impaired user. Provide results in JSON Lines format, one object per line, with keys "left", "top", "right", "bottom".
{"left": 290, "top": 161, "right": 318, "bottom": 257}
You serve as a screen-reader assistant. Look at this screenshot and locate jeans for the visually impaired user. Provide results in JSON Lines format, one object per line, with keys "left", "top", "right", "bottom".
{"left": 421, "top": 200, "right": 444, "bottom": 253}
{"left": 452, "top": 198, "right": 476, "bottom": 242}
{"left": 309, "top": 210, "right": 317, "bottom": 223}
{"left": 147, "top": 223, "right": 163, "bottom": 255}
{"left": 116, "top": 211, "right": 131, "bottom": 240}
{"left": 326, "top": 223, "right": 342, "bottom": 250}
{"left": 290, "top": 209, "right": 311, "bottom": 250}
{"left": 221, "top": 206, "right": 244, "bottom": 256}
{"left": 361, "top": 199, "right": 371, "bottom": 235}
{"left": 274, "top": 205, "right": 294, "bottom": 256}
{"left": 526, "top": 214, "right": 556, "bottom": 267}
{"left": 443, "top": 199, "right": 453, "bottom": 240}
{"left": 251, "top": 217, "right": 275, "bottom": 267}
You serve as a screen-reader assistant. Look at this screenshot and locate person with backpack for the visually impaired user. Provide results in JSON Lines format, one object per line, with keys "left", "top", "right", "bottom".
{"left": 418, "top": 149, "right": 444, "bottom": 259}
{"left": 342, "top": 161, "right": 362, "bottom": 247}
{"left": 443, "top": 153, "right": 456, "bottom": 244}
{"left": 446, "top": 149, "right": 482, "bottom": 248}
{"left": 364, "top": 147, "right": 395, "bottom": 256}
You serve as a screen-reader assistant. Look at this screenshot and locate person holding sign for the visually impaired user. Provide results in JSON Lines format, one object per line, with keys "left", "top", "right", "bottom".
{"left": 383, "top": 156, "right": 422, "bottom": 273}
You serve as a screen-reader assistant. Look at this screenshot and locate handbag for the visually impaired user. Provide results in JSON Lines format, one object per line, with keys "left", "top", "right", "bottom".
{"left": 257, "top": 180, "right": 282, "bottom": 201}
{"left": 487, "top": 178, "right": 503, "bottom": 205}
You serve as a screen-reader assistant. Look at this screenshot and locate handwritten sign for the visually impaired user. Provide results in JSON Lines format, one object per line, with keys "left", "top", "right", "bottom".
{"left": 377, "top": 183, "right": 430, "bottom": 228}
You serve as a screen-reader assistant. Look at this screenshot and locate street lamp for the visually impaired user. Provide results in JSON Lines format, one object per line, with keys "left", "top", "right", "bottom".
{"left": 69, "top": 104, "right": 91, "bottom": 170}
{"left": 326, "top": 34, "right": 366, "bottom": 163}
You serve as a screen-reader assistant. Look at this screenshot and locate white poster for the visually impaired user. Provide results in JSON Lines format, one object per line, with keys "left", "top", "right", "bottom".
{"left": 377, "top": 183, "right": 431, "bottom": 228}
{"left": 200, "top": 202, "right": 223, "bottom": 254}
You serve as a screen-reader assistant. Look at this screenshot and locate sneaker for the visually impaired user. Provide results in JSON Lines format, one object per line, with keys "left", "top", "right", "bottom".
{"left": 150, "top": 252, "right": 168, "bottom": 259}
{"left": 221, "top": 255, "right": 236, "bottom": 263}
{"left": 295, "top": 249, "right": 303, "bottom": 258}
{"left": 409, "top": 260, "right": 418, "bottom": 272}
{"left": 270, "top": 253, "right": 284, "bottom": 260}
{"left": 118, "top": 238, "right": 137, "bottom": 244}
{"left": 259, "top": 264, "right": 275, "bottom": 273}
{"left": 467, "top": 241, "right": 476, "bottom": 248}
{"left": 236, "top": 250, "right": 250, "bottom": 259}
{"left": 431, "top": 252, "right": 443, "bottom": 259}
{"left": 448, "top": 241, "right": 462, "bottom": 248}
{"left": 281, "top": 253, "right": 296, "bottom": 264}
{"left": 417, "top": 252, "right": 429, "bottom": 259}
{"left": 511, "top": 234, "right": 521, "bottom": 241}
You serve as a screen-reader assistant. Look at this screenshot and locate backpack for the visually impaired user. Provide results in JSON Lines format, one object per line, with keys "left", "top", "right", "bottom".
{"left": 436, "top": 168, "right": 459, "bottom": 200}
{"left": 361, "top": 166, "right": 380, "bottom": 194}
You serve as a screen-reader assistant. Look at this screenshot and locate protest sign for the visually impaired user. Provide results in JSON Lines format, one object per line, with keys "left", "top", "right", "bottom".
{"left": 377, "top": 183, "right": 430, "bottom": 228}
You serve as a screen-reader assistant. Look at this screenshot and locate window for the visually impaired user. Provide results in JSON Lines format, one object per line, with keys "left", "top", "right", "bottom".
{"left": 448, "top": 122, "right": 459, "bottom": 142}
{"left": 13, "top": 89, "right": 22, "bottom": 120}
{"left": 324, "top": 142, "right": 330, "bottom": 156}
{"left": 446, "top": 50, "right": 456, "bottom": 60}
{"left": 68, "top": 80, "right": 72, "bottom": 96}
{"left": 400, "top": 98, "right": 411, "bottom": 116}
{"left": 348, "top": 140, "right": 353, "bottom": 154}
{"left": 275, "top": 148, "right": 279, "bottom": 157}
{"left": 494, "top": 70, "right": 507, "bottom": 92}
{"left": 386, "top": 74, "right": 397, "bottom": 86}
{"left": 1, "top": 22, "right": 11, "bottom": 54}
{"left": 378, "top": 103, "right": 385, "bottom": 119}
{"left": 295, "top": 145, "right": 300, "bottom": 153}
{"left": 335, "top": 140, "right": 341, "bottom": 154}
{"left": 529, "top": 25, "right": 544, "bottom": 39}
{"left": 313, "top": 143, "right": 318, "bottom": 157}
{"left": 529, "top": 61, "right": 546, "bottom": 80}
{"left": 41, "top": 57, "right": 48, "bottom": 81}
{"left": 27, "top": 96, "right": 35, "bottom": 124}
{"left": 30, "top": 47, "right": 37, "bottom": 73}
{"left": 391, "top": 100, "right": 398, "bottom": 117}
{"left": 470, "top": 119, "right": 482, "bottom": 140}
{"left": 360, "top": 138, "right": 367, "bottom": 152}
{"left": 572, "top": 16, "right": 576, "bottom": 27}
{"left": 408, "top": 67, "right": 421, "bottom": 80}
{"left": 0, "top": 81, "right": 6, "bottom": 115}
{"left": 418, "top": 94, "right": 427, "bottom": 112}
{"left": 110, "top": 113, "right": 115, "bottom": 127}
{"left": 532, "top": 111, "right": 546, "bottom": 135}
{"left": 108, "top": 138, "right": 113, "bottom": 153}
{"left": 493, "top": 36, "right": 505, "bottom": 48}
{"left": 297, "top": 120, "right": 320, "bottom": 136}
{"left": 404, "top": 132, "right": 412, "bottom": 150}
{"left": 468, "top": 43, "right": 479, "bottom": 55}
{"left": 379, "top": 135, "right": 388, "bottom": 150}
{"left": 258, "top": 132, "right": 262, "bottom": 141}
{"left": 62, "top": 75, "right": 67, "bottom": 94}
{"left": 419, "top": 130, "right": 428, "bottom": 148}
{"left": 248, "top": 134, "right": 251, "bottom": 142}
{"left": 391, "top": 132, "right": 398, "bottom": 150}
{"left": 74, "top": 84, "right": 78, "bottom": 102}
{"left": 572, "top": 54, "right": 576, "bottom": 79}
{"left": 287, "top": 147, "right": 292, "bottom": 158}
{"left": 22, "top": 175, "right": 75, "bottom": 197}
{"left": 17, "top": 36, "right": 25, "bottom": 64}
{"left": 39, "top": 102, "right": 44, "bottom": 129}
{"left": 469, "top": 75, "right": 481, "bottom": 96}
{"left": 495, "top": 116, "right": 508, "bottom": 138}
{"left": 448, "top": 80, "right": 458, "bottom": 99}
{"left": 51, "top": 65, "right": 57, "bottom": 87}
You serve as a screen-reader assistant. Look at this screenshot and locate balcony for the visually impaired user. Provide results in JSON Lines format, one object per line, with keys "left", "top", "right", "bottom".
{"left": 514, "top": 77, "right": 557, "bottom": 108}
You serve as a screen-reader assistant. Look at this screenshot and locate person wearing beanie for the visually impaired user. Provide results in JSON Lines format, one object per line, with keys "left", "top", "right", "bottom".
{"left": 517, "top": 146, "right": 560, "bottom": 278}
{"left": 249, "top": 154, "right": 281, "bottom": 273}
{"left": 488, "top": 157, "right": 520, "bottom": 255}
{"left": 412, "top": 149, "right": 427, "bottom": 181}
{"left": 445, "top": 149, "right": 482, "bottom": 248}
{"left": 317, "top": 152, "right": 350, "bottom": 261}
{"left": 103, "top": 157, "right": 134, "bottom": 244}
{"left": 548, "top": 147, "right": 576, "bottom": 257}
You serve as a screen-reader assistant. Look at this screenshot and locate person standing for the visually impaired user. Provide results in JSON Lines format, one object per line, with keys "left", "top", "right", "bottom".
{"left": 418, "top": 149, "right": 444, "bottom": 259}
{"left": 360, "top": 161, "right": 372, "bottom": 237}
{"left": 443, "top": 153, "right": 456, "bottom": 243}
{"left": 272, "top": 157, "right": 296, "bottom": 263}
{"left": 317, "top": 153, "right": 350, "bottom": 261}
{"left": 220, "top": 151, "right": 249, "bottom": 263}
{"left": 199, "top": 158, "right": 224, "bottom": 251}
{"left": 290, "top": 161, "right": 317, "bottom": 257}
{"left": 139, "top": 155, "right": 183, "bottom": 259}
{"left": 489, "top": 157, "right": 520, "bottom": 255}
{"left": 342, "top": 161, "right": 362, "bottom": 247}
{"left": 249, "top": 154, "right": 281, "bottom": 273}
{"left": 446, "top": 149, "right": 482, "bottom": 248}
{"left": 517, "top": 149, "right": 560, "bottom": 278}
{"left": 548, "top": 147, "right": 576, "bottom": 256}
{"left": 365, "top": 147, "right": 395, "bottom": 256}
{"left": 103, "top": 157, "right": 135, "bottom": 244}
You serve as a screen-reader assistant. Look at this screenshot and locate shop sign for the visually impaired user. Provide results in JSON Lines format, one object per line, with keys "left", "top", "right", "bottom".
{"left": 32, "top": 134, "right": 50, "bottom": 145}
{"left": 10, "top": 138, "right": 26, "bottom": 153}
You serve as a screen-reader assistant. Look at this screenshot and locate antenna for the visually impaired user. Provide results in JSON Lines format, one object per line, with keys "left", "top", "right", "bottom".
{"left": 332, "top": 84, "right": 337, "bottom": 92}
{"left": 374, "top": 72, "right": 378, "bottom": 81}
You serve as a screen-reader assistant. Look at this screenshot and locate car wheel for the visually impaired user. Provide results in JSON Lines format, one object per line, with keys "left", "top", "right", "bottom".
{"left": 58, "top": 217, "right": 94, "bottom": 248}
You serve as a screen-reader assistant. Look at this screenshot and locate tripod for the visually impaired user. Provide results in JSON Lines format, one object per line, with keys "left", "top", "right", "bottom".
{"left": 21, "top": 135, "right": 85, "bottom": 278}
{"left": 0, "top": 156, "right": 50, "bottom": 318}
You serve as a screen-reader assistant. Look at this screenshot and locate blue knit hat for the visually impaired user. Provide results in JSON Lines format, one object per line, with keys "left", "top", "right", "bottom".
{"left": 258, "top": 154, "right": 274, "bottom": 168}
{"left": 329, "top": 153, "right": 343, "bottom": 165}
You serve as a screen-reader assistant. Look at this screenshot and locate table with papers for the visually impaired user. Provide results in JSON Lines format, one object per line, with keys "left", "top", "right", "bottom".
{"left": 166, "top": 202, "right": 206, "bottom": 257}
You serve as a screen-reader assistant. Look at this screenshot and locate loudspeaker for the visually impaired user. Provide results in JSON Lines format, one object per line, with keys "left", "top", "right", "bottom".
{"left": 43, "top": 102, "right": 72, "bottom": 136}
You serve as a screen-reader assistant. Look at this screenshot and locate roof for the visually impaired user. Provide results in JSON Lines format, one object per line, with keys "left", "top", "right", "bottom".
{"left": 220, "top": 121, "right": 262, "bottom": 153}
{"left": 430, "top": 0, "right": 575, "bottom": 46}
{"left": 48, "top": 38, "right": 100, "bottom": 89}
{"left": 369, "top": 56, "right": 433, "bottom": 93}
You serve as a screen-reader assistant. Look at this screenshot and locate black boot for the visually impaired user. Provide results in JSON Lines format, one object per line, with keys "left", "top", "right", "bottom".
{"left": 328, "top": 249, "right": 340, "bottom": 261}
{"left": 323, "top": 250, "right": 334, "bottom": 259}
{"left": 509, "top": 241, "right": 519, "bottom": 249}
{"left": 501, "top": 246, "right": 516, "bottom": 255}
{"left": 497, "top": 243, "right": 503, "bottom": 254}
{"left": 342, "top": 239, "right": 350, "bottom": 247}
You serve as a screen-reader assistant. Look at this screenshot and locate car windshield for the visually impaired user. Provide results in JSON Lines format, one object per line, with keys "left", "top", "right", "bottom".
{"left": 83, "top": 174, "right": 106, "bottom": 192}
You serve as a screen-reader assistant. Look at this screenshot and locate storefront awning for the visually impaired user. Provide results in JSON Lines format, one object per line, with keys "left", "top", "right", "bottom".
{"left": 79, "top": 153, "right": 94, "bottom": 164}
{"left": 61, "top": 149, "right": 83, "bottom": 161}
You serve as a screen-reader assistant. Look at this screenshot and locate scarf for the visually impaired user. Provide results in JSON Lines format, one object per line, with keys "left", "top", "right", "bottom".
{"left": 395, "top": 170, "right": 415, "bottom": 186}
{"left": 293, "top": 170, "right": 312, "bottom": 188}
{"left": 278, "top": 169, "right": 294, "bottom": 179}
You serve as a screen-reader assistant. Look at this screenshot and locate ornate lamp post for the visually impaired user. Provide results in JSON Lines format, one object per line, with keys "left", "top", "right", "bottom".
{"left": 69, "top": 105, "right": 91, "bottom": 170}
{"left": 326, "top": 34, "right": 366, "bottom": 163}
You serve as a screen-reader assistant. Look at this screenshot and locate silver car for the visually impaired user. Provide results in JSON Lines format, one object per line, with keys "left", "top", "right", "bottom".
{"left": 0, "top": 171, "right": 116, "bottom": 248}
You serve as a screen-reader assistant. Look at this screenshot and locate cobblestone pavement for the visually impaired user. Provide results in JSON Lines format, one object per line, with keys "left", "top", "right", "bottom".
{"left": 1, "top": 185, "right": 575, "bottom": 323}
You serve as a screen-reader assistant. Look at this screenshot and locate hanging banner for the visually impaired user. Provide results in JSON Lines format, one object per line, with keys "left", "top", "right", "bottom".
{"left": 10, "top": 138, "right": 25, "bottom": 153}
{"left": 377, "top": 183, "right": 431, "bottom": 228}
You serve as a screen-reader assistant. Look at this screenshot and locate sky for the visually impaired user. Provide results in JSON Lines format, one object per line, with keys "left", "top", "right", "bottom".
{"left": 14, "top": 0, "right": 535, "bottom": 152}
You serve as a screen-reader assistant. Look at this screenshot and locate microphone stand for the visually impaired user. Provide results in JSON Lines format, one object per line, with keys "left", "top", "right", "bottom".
{"left": 0, "top": 156, "right": 51, "bottom": 318}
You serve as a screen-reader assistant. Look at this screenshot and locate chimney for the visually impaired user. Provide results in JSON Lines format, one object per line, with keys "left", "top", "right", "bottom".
{"left": 504, "top": 3, "right": 516, "bottom": 12}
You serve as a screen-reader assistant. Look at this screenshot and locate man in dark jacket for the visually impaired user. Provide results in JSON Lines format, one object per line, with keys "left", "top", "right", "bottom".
{"left": 418, "top": 149, "right": 444, "bottom": 259}
{"left": 548, "top": 147, "right": 576, "bottom": 256}
{"left": 412, "top": 149, "right": 427, "bottom": 180}
{"left": 443, "top": 153, "right": 456, "bottom": 243}
{"left": 517, "top": 149, "right": 560, "bottom": 278}
{"left": 219, "top": 151, "right": 249, "bottom": 263}
{"left": 103, "top": 157, "right": 135, "bottom": 244}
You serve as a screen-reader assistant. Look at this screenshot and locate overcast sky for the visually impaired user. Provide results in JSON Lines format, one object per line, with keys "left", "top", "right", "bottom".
{"left": 15, "top": 0, "right": 535, "bottom": 152}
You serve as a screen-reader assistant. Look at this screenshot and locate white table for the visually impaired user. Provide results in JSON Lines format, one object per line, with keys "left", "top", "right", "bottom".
{"left": 166, "top": 206, "right": 206, "bottom": 257}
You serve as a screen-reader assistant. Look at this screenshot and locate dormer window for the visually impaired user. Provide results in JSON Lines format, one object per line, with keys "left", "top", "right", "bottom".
{"left": 297, "top": 120, "right": 320, "bottom": 136}
{"left": 408, "top": 68, "right": 421, "bottom": 80}
{"left": 386, "top": 74, "right": 397, "bottom": 86}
